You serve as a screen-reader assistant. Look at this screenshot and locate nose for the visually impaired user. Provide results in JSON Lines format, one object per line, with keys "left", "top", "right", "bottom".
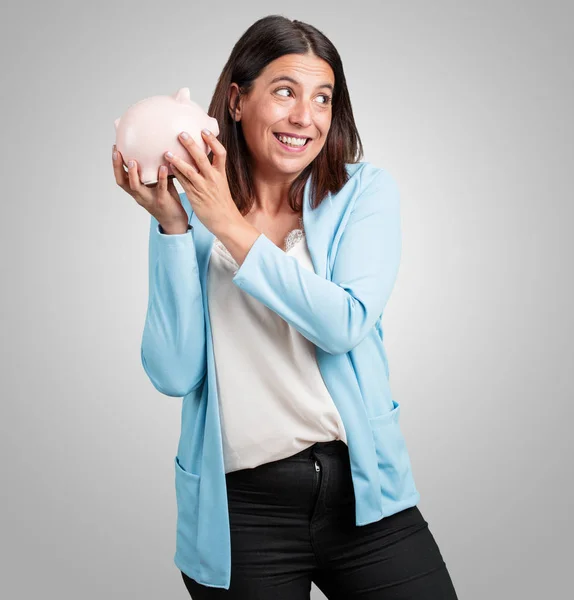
{"left": 289, "top": 98, "right": 313, "bottom": 128}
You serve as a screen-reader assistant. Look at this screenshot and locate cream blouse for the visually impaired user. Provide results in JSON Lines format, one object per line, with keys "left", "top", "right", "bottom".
{"left": 207, "top": 216, "right": 348, "bottom": 473}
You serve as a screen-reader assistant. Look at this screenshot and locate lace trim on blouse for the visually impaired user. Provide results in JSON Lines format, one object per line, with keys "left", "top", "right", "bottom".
{"left": 213, "top": 216, "right": 305, "bottom": 264}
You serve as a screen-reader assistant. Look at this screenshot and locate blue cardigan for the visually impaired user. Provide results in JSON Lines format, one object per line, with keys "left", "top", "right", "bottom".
{"left": 141, "top": 161, "right": 420, "bottom": 589}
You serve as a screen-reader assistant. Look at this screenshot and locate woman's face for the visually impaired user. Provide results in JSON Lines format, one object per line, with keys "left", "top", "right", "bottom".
{"left": 229, "top": 53, "right": 335, "bottom": 178}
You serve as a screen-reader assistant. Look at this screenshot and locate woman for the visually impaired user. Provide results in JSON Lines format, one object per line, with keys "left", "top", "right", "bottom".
{"left": 113, "top": 14, "right": 459, "bottom": 600}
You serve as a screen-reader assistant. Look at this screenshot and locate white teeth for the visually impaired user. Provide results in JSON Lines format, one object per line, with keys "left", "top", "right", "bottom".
{"left": 276, "top": 134, "right": 308, "bottom": 147}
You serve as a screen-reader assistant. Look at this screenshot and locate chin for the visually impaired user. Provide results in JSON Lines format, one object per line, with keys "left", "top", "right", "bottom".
{"left": 273, "top": 158, "right": 310, "bottom": 172}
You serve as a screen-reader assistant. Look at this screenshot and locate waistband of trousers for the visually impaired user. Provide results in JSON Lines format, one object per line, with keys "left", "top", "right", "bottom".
{"left": 289, "top": 439, "right": 348, "bottom": 460}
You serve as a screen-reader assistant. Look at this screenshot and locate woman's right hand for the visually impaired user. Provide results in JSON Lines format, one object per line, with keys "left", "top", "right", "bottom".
{"left": 112, "top": 145, "right": 189, "bottom": 232}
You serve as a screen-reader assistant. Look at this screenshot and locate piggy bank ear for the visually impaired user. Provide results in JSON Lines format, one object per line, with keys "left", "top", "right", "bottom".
{"left": 210, "top": 116, "right": 220, "bottom": 136}
{"left": 174, "top": 87, "right": 191, "bottom": 104}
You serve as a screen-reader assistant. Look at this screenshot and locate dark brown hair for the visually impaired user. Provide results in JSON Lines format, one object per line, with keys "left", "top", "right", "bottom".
{"left": 205, "top": 14, "right": 364, "bottom": 215}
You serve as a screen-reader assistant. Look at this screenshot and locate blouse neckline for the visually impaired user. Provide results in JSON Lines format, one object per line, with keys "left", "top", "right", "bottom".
{"left": 214, "top": 215, "right": 305, "bottom": 262}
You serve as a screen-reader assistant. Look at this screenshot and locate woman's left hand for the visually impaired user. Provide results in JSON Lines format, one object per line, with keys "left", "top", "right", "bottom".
{"left": 165, "top": 129, "right": 243, "bottom": 235}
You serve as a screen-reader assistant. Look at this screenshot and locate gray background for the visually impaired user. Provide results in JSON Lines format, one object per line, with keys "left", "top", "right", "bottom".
{"left": 1, "top": 0, "right": 572, "bottom": 598}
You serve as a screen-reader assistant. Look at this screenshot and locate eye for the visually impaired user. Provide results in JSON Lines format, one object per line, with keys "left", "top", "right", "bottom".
{"left": 275, "top": 87, "right": 332, "bottom": 106}
{"left": 316, "top": 94, "right": 332, "bottom": 105}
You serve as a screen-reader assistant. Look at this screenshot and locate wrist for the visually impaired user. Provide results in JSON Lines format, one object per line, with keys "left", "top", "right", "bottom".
{"left": 159, "top": 222, "right": 191, "bottom": 235}
{"left": 215, "top": 218, "right": 261, "bottom": 267}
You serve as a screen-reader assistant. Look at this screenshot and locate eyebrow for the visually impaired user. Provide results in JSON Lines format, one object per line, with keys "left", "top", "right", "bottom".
{"left": 269, "top": 75, "right": 334, "bottom": 92}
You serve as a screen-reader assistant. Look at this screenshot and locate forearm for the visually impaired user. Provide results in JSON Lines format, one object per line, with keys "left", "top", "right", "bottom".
{"left": 227, "top": 169, "right": 401, "bottom": 355}
{"left": 141, "top": 220, "right": 207, "bottom": 396}
{"left": 213, "top": 217, "right": 262, "bottom": 268}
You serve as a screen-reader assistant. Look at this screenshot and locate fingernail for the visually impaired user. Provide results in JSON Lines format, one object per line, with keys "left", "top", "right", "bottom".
{"left": 113, "top": 151, "right": 118, "bottom": 160}
{"left": 180, "top": 132, "right": 189, "bottom": 140}
{"left": 128, "top": 160, "right": 134, "bottom": 168}
{"left": 202, "top": 129, "right": 211, "bottom": 136}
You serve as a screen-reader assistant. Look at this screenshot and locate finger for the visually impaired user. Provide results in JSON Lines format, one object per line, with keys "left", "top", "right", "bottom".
{"left": 168, "top": 161, "right": 184, "bottom": 189}
{"left": 166, "top": 151, "right": 200, "bottom": 182}
{"left": 178, "top": 131, "right": 210, "bottom": 171}
{"left": 112, "top": 145, "right": 130, "bottom": 188}
{"left": 158, "top": 164, "right": 168, "bottom": 192}
{"left": 201, "top": 129, "right": 227, "bottom": 172}
{"left": 126, "top": 159, "right": 144, "bottom": 195}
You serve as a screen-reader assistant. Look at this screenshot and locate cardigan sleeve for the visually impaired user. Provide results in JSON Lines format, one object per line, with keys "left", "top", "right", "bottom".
{"left": 140, "top": 196, "right": 207, "bottom": 397}
{"left": 231, "top": 168, "right": 401, "bottom": 355}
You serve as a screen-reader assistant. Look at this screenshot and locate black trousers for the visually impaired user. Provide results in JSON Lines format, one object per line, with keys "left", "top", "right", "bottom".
{"left": 182, "top": 439, "right": 458, "bottom": 599}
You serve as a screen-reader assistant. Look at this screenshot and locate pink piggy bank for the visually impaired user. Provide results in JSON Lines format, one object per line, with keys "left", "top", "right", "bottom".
{"left": 114, "top": 87, "right": 219, "bottom": 185}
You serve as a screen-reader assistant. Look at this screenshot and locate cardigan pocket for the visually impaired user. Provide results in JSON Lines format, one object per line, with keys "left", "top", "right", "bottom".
{"left": 368, "top": 400, "right": 418, "bottom": 506}
{"left": 174, "top": 455, "right": 201, "bottom": 565}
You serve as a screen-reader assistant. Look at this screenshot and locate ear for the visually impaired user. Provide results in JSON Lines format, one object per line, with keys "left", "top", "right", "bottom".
{"left": 228, "top": 83, "right": 242, "bottom": 122}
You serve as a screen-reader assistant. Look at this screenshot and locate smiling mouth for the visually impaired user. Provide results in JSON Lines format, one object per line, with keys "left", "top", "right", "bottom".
{"left": 273, "top": 133, "right": 311, "bottom": 147}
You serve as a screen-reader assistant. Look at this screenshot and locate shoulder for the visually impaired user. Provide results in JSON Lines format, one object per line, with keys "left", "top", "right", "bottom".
{"left": 318, "top": 162, "right": 399, "bottom": 219}
{"left": 343, "top": 161, "right": 400, "bottom": 204}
